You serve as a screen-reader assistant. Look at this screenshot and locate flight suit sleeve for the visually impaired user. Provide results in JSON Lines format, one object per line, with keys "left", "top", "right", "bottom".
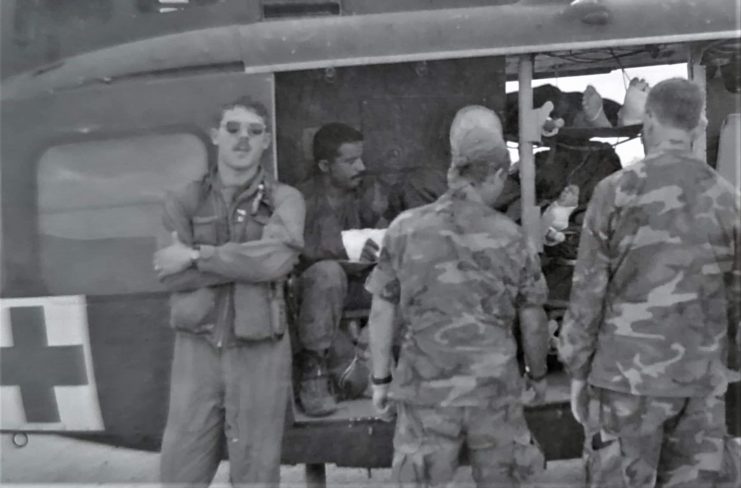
{"left": 365, "top": 222, "right": 402, "bottom": 304}
{"left": 558, "top": 177, "right": 615, "bottom": 380}
{"left": 158, "top": 189, "right": 233, "bottom": 292}
{"left": 195, "top": 186, "right": 306, "bottom": 283}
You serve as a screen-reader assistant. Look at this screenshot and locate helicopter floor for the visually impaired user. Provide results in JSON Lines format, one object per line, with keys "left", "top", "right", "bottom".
{"left": 293, "top": 370, "right": 571, "bottom": 423}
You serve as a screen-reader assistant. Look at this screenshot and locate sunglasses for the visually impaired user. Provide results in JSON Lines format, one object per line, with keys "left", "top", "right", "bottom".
{"left": 224, "top": 121, "right": 266, "bottom": 137}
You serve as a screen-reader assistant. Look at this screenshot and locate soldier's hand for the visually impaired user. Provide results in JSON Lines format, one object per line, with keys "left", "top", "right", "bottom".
{"left": 570, "top": 379, "right": 589, "bottom": 425}
{"left": 154, "top": 232, "right": 195, "bottom": 278}
{"left": 360, "top": 238, "right": 381, "bottom": 263}
{"left": 523, "top": 375, "right": 548, "bottom": 405}
{"left": 371, "top": 384, "right": 393, "bottom": 421}
{"left": 531, "top": 377, "right": 548, "bottom": 404}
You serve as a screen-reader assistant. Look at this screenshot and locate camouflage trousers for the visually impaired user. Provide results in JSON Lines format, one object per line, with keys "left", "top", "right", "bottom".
{"left": 295, "top": 260, "right": 370, "bottom": 352}
{"left": 392, "top": 399, "right": 545, "bottom": 488}
{"left": 583, "top": 387, "right": 730, "bottom": 488}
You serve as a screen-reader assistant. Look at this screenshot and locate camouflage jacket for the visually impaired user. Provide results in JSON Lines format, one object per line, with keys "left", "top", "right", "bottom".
{"left": 559, "top": 147, "right": 741, "bottom": 397}
{"left": 366, "top": 186, "right": 548, "bottom": 407}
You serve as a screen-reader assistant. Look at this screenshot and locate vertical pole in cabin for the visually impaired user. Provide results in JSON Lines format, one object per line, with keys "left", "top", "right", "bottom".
{"left": 269, "top": 73, "right": 279, "bottom": 178}
{"left": 518, "top": 54, "right": 541, "bottom": 252}
{"left": 688, "top": 44, "right": 708, "bottom": 162}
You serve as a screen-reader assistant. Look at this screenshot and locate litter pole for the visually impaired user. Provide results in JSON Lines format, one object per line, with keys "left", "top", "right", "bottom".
{"left": 518, "top": 54, "right": 542, "bottom": 252}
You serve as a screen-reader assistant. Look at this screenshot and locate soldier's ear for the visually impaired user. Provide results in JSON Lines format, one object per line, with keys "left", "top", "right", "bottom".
{"left": 317, "top": 159, "right": 331, "bottom": 173}
{"left": 691, "top": 115, "right": 708, "bottom": 142}
{"left": 210, "top": 128, "right": 219, "bottom": 146}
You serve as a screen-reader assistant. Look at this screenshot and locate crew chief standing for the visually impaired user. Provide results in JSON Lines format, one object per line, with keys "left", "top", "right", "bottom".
{"left": 154, "top": 97, "right": 305, "bottom": 487}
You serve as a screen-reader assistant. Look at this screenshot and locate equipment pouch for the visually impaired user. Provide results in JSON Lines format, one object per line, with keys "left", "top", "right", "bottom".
{"left": 269, "top": 281, "right": 287, "bottom": 340}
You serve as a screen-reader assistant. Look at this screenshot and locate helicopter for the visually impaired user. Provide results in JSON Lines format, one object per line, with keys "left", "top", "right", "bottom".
{"left": 2, "top": 1, "right": 739, "bottom": 485}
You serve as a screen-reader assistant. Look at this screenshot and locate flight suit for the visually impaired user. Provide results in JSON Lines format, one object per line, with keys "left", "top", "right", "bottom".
{"left": 158, "top": 169, "right": 305, "bottom": 487}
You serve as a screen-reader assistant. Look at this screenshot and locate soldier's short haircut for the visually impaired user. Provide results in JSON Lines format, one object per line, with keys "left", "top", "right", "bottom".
{"left": 313, "top": 123, "right": 364, "bottom": 163}
{"left": 213, "top": 96, "right": 271, "bottom": 130}
{"left": 645, "top": 78, "right": 704, "bottom": 131}
{"left": 449, "top": 105, "right": 504, "bottom": 160}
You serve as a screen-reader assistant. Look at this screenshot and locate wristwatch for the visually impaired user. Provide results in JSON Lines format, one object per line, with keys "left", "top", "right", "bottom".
{"left": 371, "top": 374, "right": 392, "bottom": 386}
{"left": 525, "top": 368, "right": 548, "bottom": 382}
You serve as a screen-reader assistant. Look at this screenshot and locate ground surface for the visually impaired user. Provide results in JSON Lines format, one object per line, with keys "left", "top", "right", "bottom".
{"left": 1, "top": 433, "right": 584, "bottom": 487}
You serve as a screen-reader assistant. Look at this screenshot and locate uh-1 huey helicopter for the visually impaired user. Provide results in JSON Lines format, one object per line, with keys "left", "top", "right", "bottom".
{"left": 1, "top": 0, "right": 739, "bottom": 484}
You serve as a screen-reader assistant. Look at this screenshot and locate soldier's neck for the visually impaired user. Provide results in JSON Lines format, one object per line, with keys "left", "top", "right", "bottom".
{"left": 450, "top": 182, "right": 486, "bottom": 206}
{"left": 218, "top": 162, "right": 260, "bottom": 188}
{"left": 645, "top": 130, "right": 693, "bottom": 156}
{"left": 321, "top": 175, "right": 354, "bottom": 208}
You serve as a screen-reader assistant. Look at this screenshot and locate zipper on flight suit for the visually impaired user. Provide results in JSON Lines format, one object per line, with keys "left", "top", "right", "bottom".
{"left": 213, "top": 181, "right": 265, "bottom": 348}
{"left": 214, "top": 191, "right": 232, "bottom": 349}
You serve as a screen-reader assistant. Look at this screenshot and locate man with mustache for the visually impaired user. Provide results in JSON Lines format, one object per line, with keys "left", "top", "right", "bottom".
{"left": 295, "top": 122, "right": 385, "bottom": 416}
{"left": 154, "top": 96, "right": 305, "bottom": 486}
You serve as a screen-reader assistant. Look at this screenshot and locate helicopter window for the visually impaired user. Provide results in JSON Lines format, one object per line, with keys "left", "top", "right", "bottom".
{"left": 36, "top": 133, "right": 207, "bottom": 295}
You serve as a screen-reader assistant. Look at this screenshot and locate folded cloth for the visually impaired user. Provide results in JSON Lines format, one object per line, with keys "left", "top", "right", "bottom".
{"left": 341, "top": 228, "right": 387, "bottom": 262}
{"left": 541, "top": 185, "right": 579, "bottom": 247}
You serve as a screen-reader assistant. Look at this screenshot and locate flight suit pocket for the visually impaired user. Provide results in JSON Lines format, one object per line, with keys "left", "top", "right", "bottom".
{"left": 192, "top": 215, "right": 220, "bottom": 246}
{"left": 169, "top": 287, "right": 217, "bottom": 333}
{"left": 233, "top": 283, "right": 274, "bottom": 340}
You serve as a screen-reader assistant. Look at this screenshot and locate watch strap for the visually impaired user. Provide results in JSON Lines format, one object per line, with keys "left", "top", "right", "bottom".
{"left": 371, "top": 374, "right": 392, "bottom": 386}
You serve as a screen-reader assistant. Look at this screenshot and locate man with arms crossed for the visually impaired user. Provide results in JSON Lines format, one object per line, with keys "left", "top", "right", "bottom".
{"left": 154, "top": 97, "right": 305, "bottom": 487}
{"left": 367, "top": 106, "right": 550, "bottom": 487}
{"left": 559, "top": 78, "right": 741, "bottom": 487}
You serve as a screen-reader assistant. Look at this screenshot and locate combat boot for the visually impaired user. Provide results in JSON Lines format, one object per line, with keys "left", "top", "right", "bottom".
{"left": 298, "top": 350, "right": 337, "bottom": 417}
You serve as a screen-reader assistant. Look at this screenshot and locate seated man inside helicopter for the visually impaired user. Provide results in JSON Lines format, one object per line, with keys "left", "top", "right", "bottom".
{"left": 294, "top": 122, "right": 388, "bottom": 417}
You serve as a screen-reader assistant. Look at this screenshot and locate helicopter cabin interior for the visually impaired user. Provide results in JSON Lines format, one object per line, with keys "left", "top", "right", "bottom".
{"left": 269, "top": 40, "right": 740, "bottom": 422}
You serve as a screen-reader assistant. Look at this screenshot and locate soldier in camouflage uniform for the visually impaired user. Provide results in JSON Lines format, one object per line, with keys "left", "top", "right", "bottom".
{"left": 559, "top": 78, "right": 741, "bottom": 488}
{"left": 367, "top": 106, "right": 551, "bottom": 487}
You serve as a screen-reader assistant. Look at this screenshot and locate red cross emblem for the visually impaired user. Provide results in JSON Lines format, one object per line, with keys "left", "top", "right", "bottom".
{"left": 1, "top": 306, "right": 88, "bottom": 422}
{"left": 1, "top": 296, "right": 103, "bottom": 431}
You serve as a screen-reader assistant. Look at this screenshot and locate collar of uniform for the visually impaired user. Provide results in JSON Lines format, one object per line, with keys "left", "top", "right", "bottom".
{"left": 303, "top": 174, "right": 361, "bottom": 215}
{"left": 211, "top": 166, "right": 275, "bottom": 211}
{"left": 644, "top": 145, "right": 699, "bottom": 167}
{"left": 646, "top": 139, "right": 693, "bottom": 158}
